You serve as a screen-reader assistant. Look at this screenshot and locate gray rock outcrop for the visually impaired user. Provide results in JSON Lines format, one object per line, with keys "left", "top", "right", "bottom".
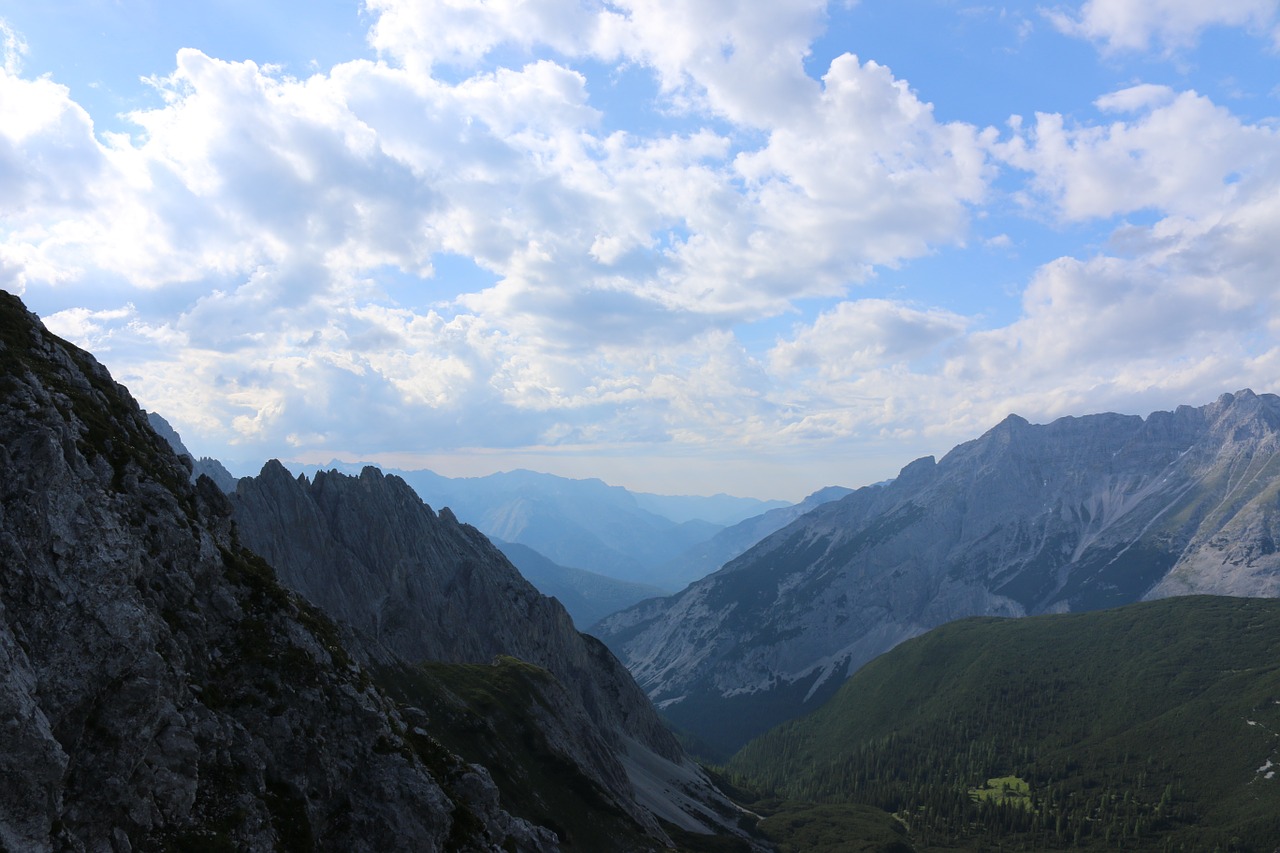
{"left": 230, "top": 460, "right": 750, "bottom": 841}
{"left": 0, "top": 290, "right": 553, "bottom": 850}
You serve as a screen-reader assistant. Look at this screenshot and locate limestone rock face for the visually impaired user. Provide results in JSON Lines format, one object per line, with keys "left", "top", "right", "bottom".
{"left": 0, "top": 291, "right": 552, "bottom": 851}
{"left": 597, "top": 391, "right": 1280, "bottom": 756}
{"left": 231, "top": 461, "right": 748, "bottom": 839}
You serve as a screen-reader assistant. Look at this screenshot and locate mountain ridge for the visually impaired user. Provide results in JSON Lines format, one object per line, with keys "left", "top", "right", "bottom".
{"left": 0, "top": 289, "right": 559, "bottom": 850}
{"left": 596, "top": 390, "right": 1280, "bottom": 756}
{"left": 287, "top": 461, "right": 789, "bottom": 590}
{"left": 229, "top": 458, "right": 750, "bottom": 842}
{"left": 493, "top": 539, "right": 666, "bottom": 627}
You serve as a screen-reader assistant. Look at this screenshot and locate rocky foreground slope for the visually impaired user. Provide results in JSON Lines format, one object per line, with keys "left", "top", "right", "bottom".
{"left": 597, "top": 391, "right": 1280, "bottom": 756}
{"left": 0, "top": 289, "right": 751, "bottom": 850}
{"left": 0, "top": 290, "right": 558, "bottom": 850}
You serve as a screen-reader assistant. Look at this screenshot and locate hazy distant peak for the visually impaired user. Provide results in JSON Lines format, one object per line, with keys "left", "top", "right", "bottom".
{"left": 144, "top": 411, "right": 190, "bottom": 457}
{"left": 146, "top": 411, "right": 238, "bottom": 493}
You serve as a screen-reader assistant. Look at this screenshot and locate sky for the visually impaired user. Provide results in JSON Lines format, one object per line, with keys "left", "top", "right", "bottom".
{"left": 2, "top": 0, "right": 1279, "bottom": 501}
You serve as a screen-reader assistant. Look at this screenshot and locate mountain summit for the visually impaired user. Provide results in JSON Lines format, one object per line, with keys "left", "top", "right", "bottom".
{"left": 596, "top": 391, "right": 1280, "bottom": 756}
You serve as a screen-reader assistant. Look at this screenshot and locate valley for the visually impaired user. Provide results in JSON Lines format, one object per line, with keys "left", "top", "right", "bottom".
{"left": 5, "top": 288, "right": 1280, "bottom": 851}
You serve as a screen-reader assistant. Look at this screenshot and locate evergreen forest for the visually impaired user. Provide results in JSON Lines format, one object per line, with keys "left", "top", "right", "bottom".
{"left": 725, "top": 596, "right": 1280, "bottom": 852}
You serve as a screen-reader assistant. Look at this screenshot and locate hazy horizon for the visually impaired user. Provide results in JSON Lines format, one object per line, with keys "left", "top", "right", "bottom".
{"left": 4, "top": 0, "right": 1279, "bottom": 500}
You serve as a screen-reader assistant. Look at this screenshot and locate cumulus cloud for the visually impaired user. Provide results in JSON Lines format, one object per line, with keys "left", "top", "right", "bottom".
{"left": 770, "top": 299, "right": 969, "bottom": 379}
{"left": 10, "top": 1, "right": 1280, "bottom": 496}
{"left": 756, "top": 78, "right": 1280, "bottom": 450}
{"left": 365, "top": 0, "right": 609, "bottom": 72}
{"left": 1048, "top": 0, "right": 1280, "bottom": 53}
{"left": 0, "top": 70, "right": 105, "bottom": 213}
{"left": 365, "top": 0, "right": 828, "bottom": 127}
{"left": 997, "top": 86, "right": 1280, "bottom": 220}
{"left": 596, "top": 0, "right": 829, "bottom": 128}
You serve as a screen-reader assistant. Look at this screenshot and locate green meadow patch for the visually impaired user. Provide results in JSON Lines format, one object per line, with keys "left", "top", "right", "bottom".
{"left": 969, "top": 776, "right": 1032, "bottom": 810}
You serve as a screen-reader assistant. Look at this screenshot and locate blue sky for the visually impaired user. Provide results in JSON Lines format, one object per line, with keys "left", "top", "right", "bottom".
{"left": 2, "top": 1, "right": 1279, "bottom": 500}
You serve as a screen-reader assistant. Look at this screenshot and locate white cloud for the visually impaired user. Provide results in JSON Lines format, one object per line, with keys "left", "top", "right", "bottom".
{"left": 770, "top": 299, "right": 969, "bottom": 379}
{"left": 365, "top": 0, "right": 609, "bottom": 72}
{"left": 598, "top": 0, "right": 829, "bottom": 128}
{"left": 42, "top": 304, "right": 136, "bottom": 349}
{"left": 1093, "top": 83, "right": 1178, "bottom": 113}
{"left": 0, "top": 70, "right": 105, "bottom": 213}
{"left": 14, "top": 2, "right": 1280, "bottom": 497}
{"left": 1048, "top": 0, "right": 1280, "bottom": 53}
{"left": 997, "top": 87, "right": 1280, "bottom": 220}
{"left": 728, "top": 55, "right": 991, "bottom": 287}
{"left": 365, "top": 0, "right": 828, "bottom": 128}
{"left": 0, "top": 18, "right": 26, "bottom": 76}
{"left": 758, "top": 80, "right": 1280, "bottom": 452}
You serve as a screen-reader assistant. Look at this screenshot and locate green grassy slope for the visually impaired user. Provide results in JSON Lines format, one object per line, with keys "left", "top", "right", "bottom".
{"left": 727, "top": 596, "right": 1280, "bottom": 851}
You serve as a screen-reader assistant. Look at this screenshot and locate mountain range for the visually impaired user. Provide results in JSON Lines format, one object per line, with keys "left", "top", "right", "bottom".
{"left": 288, "top": 461, "right": 794, "bottom": 593}
{"left": 14, "top": 279, "right": 1280, "bottom": 850}
{"left": 227, "top": 459, "right": 748, "bottom": 843}
{"left": 0, "top": 290, "right": 755, "bottom": 849}
{"left": 491, "top": 539, "right": 669, "bottom": 628}
{"left": 595, "top": 390, "right": 1280, "bottom": 756}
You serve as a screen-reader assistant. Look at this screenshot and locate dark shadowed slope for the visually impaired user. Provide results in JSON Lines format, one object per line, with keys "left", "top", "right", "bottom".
{"left": 0, "top": 290, "right": 555, "bottom": 851}
{"left": 730, "top": 596, "right": 1280, "bottom": 851}
{"left": 231, "top": 459, "right": 753, "bottom": 844}
{"left": 493, "top": 539, "right": 665, "bottom": 627}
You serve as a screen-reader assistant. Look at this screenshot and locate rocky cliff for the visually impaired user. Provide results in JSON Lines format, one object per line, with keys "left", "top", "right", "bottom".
{"left": 230, "top": 461, "right": 749, "bottom": 842}
{"left": 0, "top": 290, "right": 556, "bottom": 850}
{"left": 596, "top": 391, "right": 1280, "bottom": 756}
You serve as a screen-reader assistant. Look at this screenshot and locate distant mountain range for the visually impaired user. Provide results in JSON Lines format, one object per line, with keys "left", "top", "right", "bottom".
{"left": 153, "top": 425, "right": 854, "bottom": 626}
{"left": 492, "top": 540, "right": 667, "bottom": 628}
{"left": 288, "top": 462, "right": 791, "bottom": 592}
{"left": 596, "top": 390, "right": 1280, "bottom": 757}
{"left": 648, "top": 485, "right": 855, "bottom": 591}
{"left": 15, "top": 285, "right": 1280, "bottom": 850}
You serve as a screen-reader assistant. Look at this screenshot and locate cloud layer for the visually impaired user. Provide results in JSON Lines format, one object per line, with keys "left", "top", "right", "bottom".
{"left": 4, "top": 1, "right": 1280, "bottom": 497}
